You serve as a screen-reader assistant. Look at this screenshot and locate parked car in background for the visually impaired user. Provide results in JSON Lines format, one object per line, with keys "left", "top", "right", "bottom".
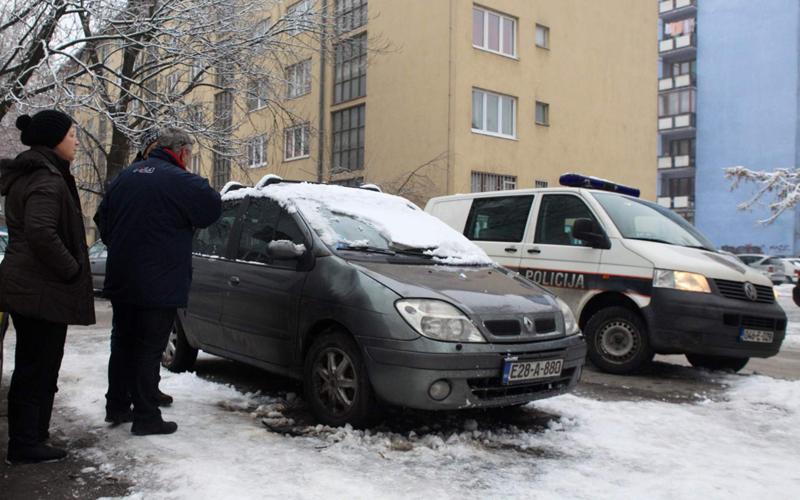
{"left": 736, "top": 254, "right": 788, "bottom": 284}
{"left": 0, "top": 229, "right": 7, "bottom": 263}
{"left": 88, "top": 239, "right": 107, "bottom": 293}
{"left": 162, "top": 177, "right": 586, "bottom": 427}
{"left": 777, "top": 257, "right": 800, "bottom": 283}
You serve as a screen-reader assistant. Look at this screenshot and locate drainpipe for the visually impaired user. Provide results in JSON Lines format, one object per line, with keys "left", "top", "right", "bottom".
{"left": 317, "top": 0, "right": 328, "bottom": 182}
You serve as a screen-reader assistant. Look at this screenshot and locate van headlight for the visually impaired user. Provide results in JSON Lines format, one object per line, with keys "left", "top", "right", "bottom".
{"left": 653, "top": 269, "right": 711, "bottom": 293}
{"left": 395, "top": 299, "right": 486, "bottom": 343}
{"left": 555, "top": 297, "right": 580, "bottom": 336}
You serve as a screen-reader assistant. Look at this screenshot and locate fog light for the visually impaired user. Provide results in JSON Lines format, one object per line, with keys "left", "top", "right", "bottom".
{"left": 428, "top": 379, "right": 451, "bottom": 401}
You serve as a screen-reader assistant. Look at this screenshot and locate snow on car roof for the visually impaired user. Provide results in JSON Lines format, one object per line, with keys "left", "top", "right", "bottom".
{"left": 222, "top": 182, "right": 492, "bottom": 265}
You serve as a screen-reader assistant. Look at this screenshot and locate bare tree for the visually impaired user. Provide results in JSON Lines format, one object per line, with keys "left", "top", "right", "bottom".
{"left": 379, "top": 152, "right": 449, "bottom": 206}
{"left": 725, "top": 166, "right": 800, "bottom": 224}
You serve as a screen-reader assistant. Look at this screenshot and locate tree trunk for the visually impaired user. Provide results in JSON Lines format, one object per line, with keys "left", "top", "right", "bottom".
{"left": 105, "top": 125, "right": 131, "bottom": 186}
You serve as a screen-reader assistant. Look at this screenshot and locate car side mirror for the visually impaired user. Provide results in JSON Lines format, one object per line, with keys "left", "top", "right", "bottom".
{"left": 267, "top": 240, "right": 306, "bottom": 260}
{"left": 572, "top": 218, "right": 610, "bottom": 249}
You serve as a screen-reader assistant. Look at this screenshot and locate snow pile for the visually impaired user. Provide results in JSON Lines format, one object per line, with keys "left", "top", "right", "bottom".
{"left": 223, "top": 182, "right": 491, "bottom": 265}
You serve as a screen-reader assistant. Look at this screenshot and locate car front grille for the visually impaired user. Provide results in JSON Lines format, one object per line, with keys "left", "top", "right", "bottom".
{"left": 722, "top": 314, "right": 786, "bottom": 331}
{"left": 483, "top": 315, "right": 558, "bottom": 338}
{"left": 713, "top": 279, "right": 775, "bottom": 303}
{"left": 467, "top": 367, "right": 575, "bottom": 401}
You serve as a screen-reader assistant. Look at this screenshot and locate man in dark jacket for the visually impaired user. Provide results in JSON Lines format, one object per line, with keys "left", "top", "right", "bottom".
{"left": 0, "top": 110, "right": 95, "bottom": 464}
{"left": 95, "top": 127, "right": 221, "bottom": 435}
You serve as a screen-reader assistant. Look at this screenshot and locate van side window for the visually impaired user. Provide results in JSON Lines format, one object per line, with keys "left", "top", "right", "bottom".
{"left": 464, "top": 196, "right": 534, "bottom": 242}
{"left": 192, "top": 201, "right": 240, "bottom": 257}
{"left": 237, "top": 198, "right": 281, "bottom": 264}
{"left": 535, "top": 195, "right": 599, "bottom": 246}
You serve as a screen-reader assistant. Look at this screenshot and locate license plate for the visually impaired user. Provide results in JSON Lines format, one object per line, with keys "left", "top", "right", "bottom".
{"left": 740, "top": 328, "right": 774, "bottom": 343}
{"left": 502, "top": 358, "right": 563, "bottom": 385}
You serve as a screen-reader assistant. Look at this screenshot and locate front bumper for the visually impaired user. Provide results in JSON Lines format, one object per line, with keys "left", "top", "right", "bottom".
{"left": 359, "top": 334, "right": 587, "bottom": 410}
{"left": 642, "top": 288, "right": 786, "bottom": 358}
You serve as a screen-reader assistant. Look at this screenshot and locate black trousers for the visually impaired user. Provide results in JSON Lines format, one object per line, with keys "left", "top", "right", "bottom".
{"left": 105, "top": 303, "right": 176, "bottom": 424}
{"left": 7, "top": 313, "right": 67, "bottom": 449}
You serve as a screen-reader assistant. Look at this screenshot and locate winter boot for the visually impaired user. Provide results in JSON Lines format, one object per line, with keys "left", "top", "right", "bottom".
{"left": 6, "top": 444, "right": 68, "bottom": 465}
{"left": 131, "top": 419, "right": 178, "bottom": 436}
{"left": 156, "top": 389, "right": 173, "bottom": 407}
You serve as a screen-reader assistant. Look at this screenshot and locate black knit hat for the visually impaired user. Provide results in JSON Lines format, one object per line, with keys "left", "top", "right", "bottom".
{"left": 15, "top": 109, "right": 74, "bottom": 148}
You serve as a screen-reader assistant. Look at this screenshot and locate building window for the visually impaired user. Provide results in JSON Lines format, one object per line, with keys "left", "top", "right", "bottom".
{"left": 284, "top": 123, "right": 310, "bottom": 161}
{"left": 246, "top": 80, "right": 270, "bottom": 112}
{"left": 472, "top": 6, "right": 516, "bottom": 58}
{"left": 247, "top": 135, "right": 267, "bottom": 168}
{"left": 662, "top": 175, "right": 694, "bottom": 198}
{"left": 658, "top": 89, "right": 695, "bottom": 117}
{"left": 334, "top": 33, "right": 367, "bottom": 104}
{"left": 535, "top": 179, "right": 548, "bottom": 188}
{"left": 535, "top": 24, "right": 550, "bottom": 49}
{"left": 668, "top": 138, "right": 695, "bottom": 157}
{"left": 471, "top": 171, "right": 517, "bottom": 192}
{"left": 335, "top": 0, "right": 367, "bottom": 34}
{"left": 190, "top": 153, "right": 201, "bottom": 175}
{"left": 330, "top": 176, "right": 364, "bottom": 187}
{"left": 472, "top": 88, "right": 516, "bottom": 138}
{"left": 286, "top": 59, "right": 312, "bottom": 99}
{"left": 663, "top": 18, "right": 695, "bottom": 39}
{"left": 215, "top": 62, "right": 234, "bottom": 88}
{"left": 668, "top": 60, "right": 695, "bottom": 78}
{"left": 212, "top": 149, "right": 231, "bottom": 190}
{"left": 287, "top": 0, "right": 313, "bottom": 35}
{"left": 332, "top": 104, "right": 365, "bottom": 172}
{"left": 535, "top": 101, "right": 549, "bottom": 126}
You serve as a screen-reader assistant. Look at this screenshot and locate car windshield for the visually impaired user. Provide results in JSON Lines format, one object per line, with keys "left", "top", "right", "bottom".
{"left": 592, "top": 192, "right": 716, "bottom": 251}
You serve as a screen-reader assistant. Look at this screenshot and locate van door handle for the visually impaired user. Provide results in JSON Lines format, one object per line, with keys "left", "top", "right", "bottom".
{"left": 229, "top": 276, "right": 240, "bottom": 286}
{"left": 527, "top": 248, "right": 541, "bottom": 254}
{"left": 504, "top": 247, "right": 518, "bottom": 253}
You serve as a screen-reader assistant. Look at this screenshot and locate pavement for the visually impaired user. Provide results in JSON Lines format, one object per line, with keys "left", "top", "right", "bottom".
{"left": 1, "top": 297, "right": 798, "bottom": 498}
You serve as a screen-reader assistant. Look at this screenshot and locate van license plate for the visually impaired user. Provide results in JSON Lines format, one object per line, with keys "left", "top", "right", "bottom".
{"left": 502, "top": 359, "right": 563, "bottom": 385}
{"left": 740, "top": 329, "right": 774, "bottom": 343}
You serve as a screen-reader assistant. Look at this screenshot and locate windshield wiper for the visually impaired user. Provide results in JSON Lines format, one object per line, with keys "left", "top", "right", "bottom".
{"left": 336, "top": 244, "right": 396, "bottom": 255}
{"left": 391, "top": 246, "right": 435, "bottom": 259}
{"left": 629, "top": 237, "right": 675, "bottom": 245}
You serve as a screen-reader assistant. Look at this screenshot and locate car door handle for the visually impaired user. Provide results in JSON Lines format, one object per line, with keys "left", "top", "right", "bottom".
{"left": 229, "top": 276, "right": 240, "bottom": 286}
{"left": 527, "top": 248, "right": 541, "bottom": 254}
{"left": 504, "top": 247, "right": 518, "bottom": 253}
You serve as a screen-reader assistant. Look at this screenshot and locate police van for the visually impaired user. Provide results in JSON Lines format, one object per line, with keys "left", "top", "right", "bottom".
{"left": 425, "top": 174, "right": 787, "bottom": 374}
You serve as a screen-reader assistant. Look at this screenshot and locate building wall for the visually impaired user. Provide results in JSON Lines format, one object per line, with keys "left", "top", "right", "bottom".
{"left": 695, "top": 0, "right": 800, "bottom": 255}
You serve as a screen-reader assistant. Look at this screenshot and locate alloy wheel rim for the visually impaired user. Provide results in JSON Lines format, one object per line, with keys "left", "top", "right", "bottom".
{"left": 313, "top": 347, "right": 358, "bottom": 416}
{"left": 597, "top": 320, "right": 639, "bottom": 363}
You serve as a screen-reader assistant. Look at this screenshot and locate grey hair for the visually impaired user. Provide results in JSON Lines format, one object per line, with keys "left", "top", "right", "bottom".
{"left": 157, "top": 127, "right": 193, "bottom": 151}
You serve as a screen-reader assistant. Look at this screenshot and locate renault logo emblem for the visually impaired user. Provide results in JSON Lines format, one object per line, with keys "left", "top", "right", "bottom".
{"left": 523, "top": 317, "right": 534, "bottom": 332}
{"left": 743, "top": 282, "right": 758, "bottom": 301}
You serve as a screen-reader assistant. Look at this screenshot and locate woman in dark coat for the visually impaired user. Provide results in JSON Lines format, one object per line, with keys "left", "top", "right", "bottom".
{"left": 0, "top": 110, "right": 95, "bottom": 464}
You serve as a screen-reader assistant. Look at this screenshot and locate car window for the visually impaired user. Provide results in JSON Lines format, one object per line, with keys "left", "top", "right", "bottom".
{"left": 738, "top": 255, "right": 760, "bottom": 265}
{"left": 464, "top": 195, "right": 534, "bottom": 242}
{"left": 763, "top": 257, "right": 779, "bottom": 266}
{"left": 193, "top": 201, "right": 239, "bottom": 257}
{"left": 237, "top": 198, "right": 281, "bottom": 264}
{"left": 88, "top": 241, "right": 106, "bottom": 257}
{"left": 0, "top": 234, "right": 8, "bottom": 253}
{"left": 535, "top": 194, "right": 599, "bottom": 246}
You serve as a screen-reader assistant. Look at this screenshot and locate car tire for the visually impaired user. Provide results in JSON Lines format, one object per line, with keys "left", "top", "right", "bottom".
{"left": 303, "top": 330, "right": 375, "bottom": 428}
{"left": 685, "top": 354, "right": 749, "bottom": 372}
{"left": 584, "top": 306, "right": 654, "bottom": 374}
{"left": 161, "top": 318, "right": 197, "bottom": 373}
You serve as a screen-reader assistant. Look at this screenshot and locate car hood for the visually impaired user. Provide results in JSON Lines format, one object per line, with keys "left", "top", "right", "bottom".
{"left": 621, "top": 240, "right": 773, "bottom": 286}
{"left": 352, "top": 262, "right": 558, "bottom": 316}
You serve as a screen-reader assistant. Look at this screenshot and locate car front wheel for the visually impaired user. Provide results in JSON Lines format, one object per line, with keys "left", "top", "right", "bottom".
{"left": 303, "top": 330, "right": 375, "bottom": 427}
{"left": 686, "top": 354, "right": 749, "bottom": 372}
{"left": 584, "top": 306, "right": 654, "bottom": 374}
{"left": 161, "top": 319, "right": 198, "bottom": 373}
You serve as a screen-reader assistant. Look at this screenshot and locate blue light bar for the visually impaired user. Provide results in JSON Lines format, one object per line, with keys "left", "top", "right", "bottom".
{"left": 559, "top": 173, "right": 640, "bottom": 198}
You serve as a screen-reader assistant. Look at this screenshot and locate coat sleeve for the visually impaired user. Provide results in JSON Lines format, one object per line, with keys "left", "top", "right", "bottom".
{"left": 24, "top": 175, "right": 80, "bottom": 282}
{"left": 94, "top": 193, "right": 109, "bottom": 243}
{"left": 172, "top": 172, "right": 222, "bottom": 229}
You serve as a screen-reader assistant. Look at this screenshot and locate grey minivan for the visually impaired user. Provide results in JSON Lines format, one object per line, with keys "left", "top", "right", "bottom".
{"left": 162, "top": 178, "right": 586, "bottom": 426}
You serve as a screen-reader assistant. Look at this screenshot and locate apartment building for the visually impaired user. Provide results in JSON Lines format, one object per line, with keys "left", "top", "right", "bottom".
{"left": 199, "top": 0, "right": 657, "bottom": 205}
{"left": 658, "top": 0, "right": 800, "bottom": 255}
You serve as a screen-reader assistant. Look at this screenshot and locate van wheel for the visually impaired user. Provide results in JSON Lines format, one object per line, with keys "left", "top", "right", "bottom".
{"left": 686, "top": 354, "right": 749, "bottom": 372}
{"left": 161, "top": 319, "right": 197, "bottom": 373}
{"left": 304, "top": 330, "right": 375, "bottom": 428}
{"left": 585, "top": 307, "right": 653, "bottom": 374}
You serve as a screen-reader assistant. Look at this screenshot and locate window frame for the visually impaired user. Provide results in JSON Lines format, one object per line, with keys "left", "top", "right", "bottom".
{"left": 535, "top": 24, "right": 550, "bottom": 49}
{"left": 335, "top": 0, "right": 368, "bottom": 34}
{"left": 284, "top": 123, "right": 311, "bottom": 161}
{"left": 287, "top": 0, "right": 313, "bottom": 35}
{"left": 533, "top": 193, "right": 604, "bottom": 246}
{"left": 247, "top": 135, "right": 268, "bottom": 168}
{"left": 472, "top": 88, "right": 517, "bottom": 139}
{"left": 232, "top": 197, "right": 312, "bottom": 269}
{"left": 472, "top": 6, "right": 517, "bottom": 59}
{"left": 332, "top": 104, "right": 366, "bottom": 172}
{"left": 535, "top": 101, "right": 550, "bottom": 126}
{"left": 470, "top": 171, "right": 518, "bottom": 192}
{"left": 333, "top": 32, "right": 367, "bottom": 105}
{"left": 286, "top": 59, "right": 312, "bottom": 99}
{"left": 246, "top": 79, "right": 270, "bottom": 112}
{"left": 192, "top": 200, "right": 244, "bottom": 259}
{"left": 464, "top": 195, "right": 535, "bottom": 243}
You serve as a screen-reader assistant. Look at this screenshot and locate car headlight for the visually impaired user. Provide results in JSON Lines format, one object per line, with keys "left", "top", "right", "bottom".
{"left": 653, "top": 269, "right": 711, "bottom": 293}
{"left": 555, "top": 297, "right": 580, "bottom": 336}
{"left": 395, "top": 299, "right": 485, "bottom": 343}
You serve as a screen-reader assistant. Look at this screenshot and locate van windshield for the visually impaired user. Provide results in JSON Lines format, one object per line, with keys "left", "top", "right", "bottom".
{"left": 591, "top": 192, "right": 716, "bottom": 251}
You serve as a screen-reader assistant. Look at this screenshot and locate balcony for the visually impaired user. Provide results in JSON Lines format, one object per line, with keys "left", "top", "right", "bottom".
{"left": 659, "top": 33, "right": 696, "bottom": 59}
{"left": 659, "top": 0, "right": 697, "bottom": 22}
{"left": 659, "top": 73, "right": 695, "bottom": 91}
{"left": 657, "top": 155, "right": 694, "bottom": 169}
{"left": 657, "top": 195, "right": 694, "bottom": 210}
{"left": 658, "top": 113, "right": 695, "bottom": 133}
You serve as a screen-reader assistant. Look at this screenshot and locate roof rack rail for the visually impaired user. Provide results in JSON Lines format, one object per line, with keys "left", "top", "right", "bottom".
{"left": 220, "top": 181, "right": 246, "bottom": 195}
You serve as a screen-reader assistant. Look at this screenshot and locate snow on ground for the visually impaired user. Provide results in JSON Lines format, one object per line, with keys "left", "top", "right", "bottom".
{"left": 5, "top": 328, "right": 798, "bottom": 500}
